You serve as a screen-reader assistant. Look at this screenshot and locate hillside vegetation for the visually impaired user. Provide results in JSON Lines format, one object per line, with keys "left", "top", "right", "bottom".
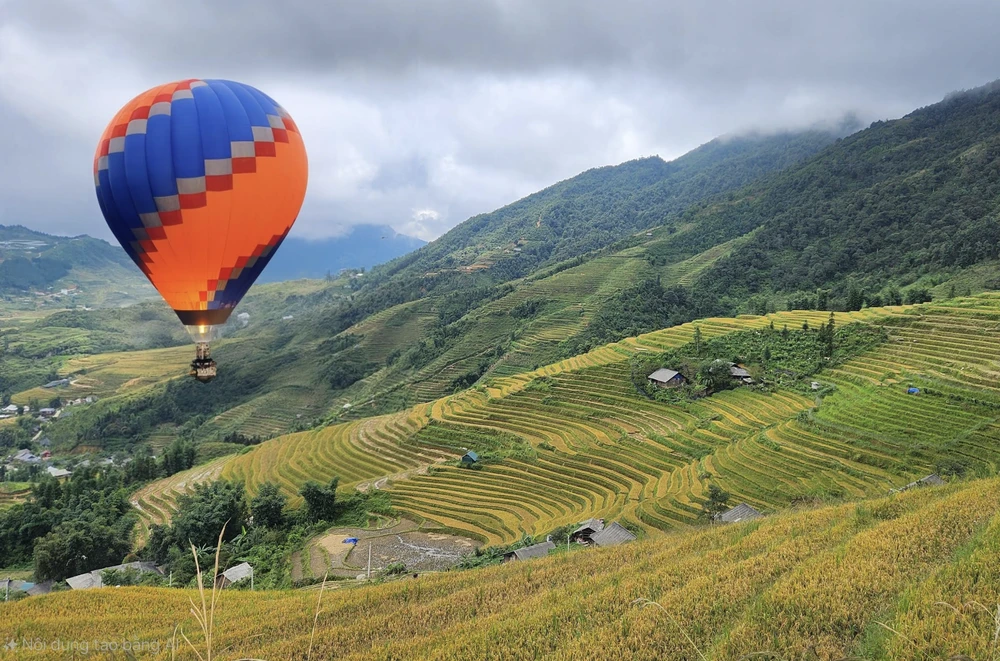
{"left": 10, "top": 128, "right": 844, "bottom": 449}
{"left": 7, "top": 475, "right": 1000, "bottom": 660}
{"left": 57, "top": 81, "right": 1000, "bottom": 446}
{"left": 132, "top": 293, "right": 1000, "bottom": 547}
{"left": 0, "top": 225, "right": 154, "bottom": 308}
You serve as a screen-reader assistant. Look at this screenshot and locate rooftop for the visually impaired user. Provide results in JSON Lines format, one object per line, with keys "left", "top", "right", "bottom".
{"left": 647, "top": 368, "right": 681, "bottom": 382}
{"left": 716, "top": 503, "right": 763, "bottom": 523}
{"left": 222, "top": 562, "right": 254, "bottom": 583}
{"left": 508, "top": 541, "right": 555, "bottom": 561}
{"left": 590, "top": 522, "right": 637, "bottom": 547}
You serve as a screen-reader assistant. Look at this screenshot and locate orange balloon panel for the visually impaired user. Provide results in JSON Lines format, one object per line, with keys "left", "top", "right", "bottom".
{"left": 94, "top": 79, "right": 308, "bottom": 327}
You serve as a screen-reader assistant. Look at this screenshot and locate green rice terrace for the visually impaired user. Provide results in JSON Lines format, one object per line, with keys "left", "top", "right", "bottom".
{"left": 132, "top": 293, "right": 1000, "bottom": 545}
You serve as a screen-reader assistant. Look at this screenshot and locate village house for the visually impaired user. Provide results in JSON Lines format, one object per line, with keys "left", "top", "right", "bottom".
{"left": 46, "top": 466, "right": 71, "bottom": 480}
{"left": 729, "top": 364, "right": 754, "bottom": 385}
{"left": 647, "top": 368, "right": 687, "bottom": 389}
{"left": 590, "top": 522, "right": 637, "bottom": 548}
{"left": 891, "top": 473, "right": 946, "bottom": 494}
{"left": 216, "top": 562, "right": 254, "bottom": 589}
{"left": 12, "top": 449, "right": 40, "bottom": 464}
{"left": 66, "top": 562, "right": 162, "bottom": 590}
{"left": 501, "top": 540, "right": 555, "bottom": 563}
{"left": 715, "top": 503, "right": 763, "bottom": 524}
{"left": 2, "top": 404, "right": 18, "bottom": 414}
{"left": 461, "top": 450, "right": 480, "bottom": 465}
{"left": 569, "top": 518, "right": 605, "bottom": 544}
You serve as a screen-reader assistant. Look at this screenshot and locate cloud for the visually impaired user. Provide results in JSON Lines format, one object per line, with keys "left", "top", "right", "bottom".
{"left": 2, "top": 1, "right": 1000, "bottom": 243}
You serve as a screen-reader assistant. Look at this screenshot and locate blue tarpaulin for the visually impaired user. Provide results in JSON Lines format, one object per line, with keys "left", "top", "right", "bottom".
{"left": 344, "top": 537, "right": 359, "bottom": 544}
{"left": 907, "top": 387, "right": 920, "bottom": 394}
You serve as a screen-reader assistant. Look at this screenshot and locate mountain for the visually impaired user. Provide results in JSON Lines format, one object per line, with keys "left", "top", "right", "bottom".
{"left": 0, "top": 225, "right": 155, "bottom": 307}
{"left": 375, "top": 127, "right": 850, "bottom": 286}
{"left": 680, "top": 81, "right": 1000, "bottom": 310}
{"left": 22, "top": 126, "right": 845, "bottom": 449}
{"left": 26, "top": 80, "right": 1000, "bottom": 449}
{"left": 256, "top": 225, "right": 426, "bottom": 283}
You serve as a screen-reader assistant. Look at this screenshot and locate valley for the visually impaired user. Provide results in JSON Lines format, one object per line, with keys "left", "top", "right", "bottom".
{"left": 7, "top": 79, "right": 1000, "bottom": 660}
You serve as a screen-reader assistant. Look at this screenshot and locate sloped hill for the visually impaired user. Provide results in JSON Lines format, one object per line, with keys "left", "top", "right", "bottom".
{"left": 11, "top": 475, "right": 1000, "bottom": 660}
{"left": 135, "top": 294, "right": 1000, "bottom": 546}
{"left": 375, "top": 128, "right": 843, "bottom": 285}
{"left": 0, "top": 225, "right": 154, "bottom": 307}
{"left": 686, "top": 80, "right": 1000, "bottom": 307}
{"left": 256, "top": 224, "right": 426, "bottom": 283}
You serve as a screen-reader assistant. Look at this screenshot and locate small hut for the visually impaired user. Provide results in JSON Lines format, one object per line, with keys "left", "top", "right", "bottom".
{"left": 569, "top": 518, "right": 605, "bottom": 544}
{"left": 216, "top": 562, "right": 254, "bottom": 589}
{"left": 647, "top": 369, "right": 687, "bottom": 389}
{"left": 501, "top": 540, "right": 555, "bottom": 563}
{"left": 590, "top": 522, "right": 637, "bottom": 548}
{"left": 715, "top": 503, "right": 763, "bottom": 524}
{"left": 461, "top": 451, "right": 480, "bottom": 465}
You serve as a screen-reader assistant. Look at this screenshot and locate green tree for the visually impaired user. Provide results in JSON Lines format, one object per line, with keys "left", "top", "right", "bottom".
{"left": 300, "top": 477, "right": 340, "bottom": 523}
{"left": 250, "top": 482, "right": 287, "bottom": 529}
{"left": 702, "top": 484, "right": 731, "bottom": 519}
{"left": 160, "top": 439, "right": 196, "bottom": 476}
{"left": 845, "top": 284, "right": 864, "bottom": 311}
{"left": 693, "top": 326, "right": 703, "bottom": 356}
{"left": 698, "top": 359, "right": 733, "bottom": 392}
{"left": 171, "top": 481, "right": 246, "bottom": 549}
{"left": 34, "top": 519, "right": 132, "bottom": 581}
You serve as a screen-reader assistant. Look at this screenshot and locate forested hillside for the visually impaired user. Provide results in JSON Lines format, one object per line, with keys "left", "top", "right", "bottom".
{"left": 0, "top": 225, "right": 154, "bottom": 307}
{"left": 686, "top": 81, "right": 1000, "bottom": 310}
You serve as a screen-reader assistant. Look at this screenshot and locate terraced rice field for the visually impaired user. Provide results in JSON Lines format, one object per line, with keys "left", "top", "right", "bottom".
{"left": 198, "top": 385, "right": 330, "bottom": 439}
{"left": 130, "top": 456, "right": 231, "bottom": 539}
{"left": 12, "top": 344, "right": 193, "bottom": 404}
{"left": 134, "top": 295, "right": 1000, "bottom": 544}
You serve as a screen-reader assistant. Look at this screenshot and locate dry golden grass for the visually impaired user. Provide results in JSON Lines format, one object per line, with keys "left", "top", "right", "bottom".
{"left": 9, "top": 477, "right": 1000, "bottom": 659}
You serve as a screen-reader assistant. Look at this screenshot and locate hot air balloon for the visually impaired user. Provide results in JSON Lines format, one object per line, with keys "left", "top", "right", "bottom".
{"left": 93, "top": 79, "right": 308, "bottom": 382}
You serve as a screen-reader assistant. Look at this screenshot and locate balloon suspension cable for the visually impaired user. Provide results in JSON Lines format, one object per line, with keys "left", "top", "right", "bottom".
{"left": 190, "top": 341, "right": 218, "bottom": 383}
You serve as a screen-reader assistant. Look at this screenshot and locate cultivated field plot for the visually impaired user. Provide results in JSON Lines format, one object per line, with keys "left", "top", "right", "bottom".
{"left": 13, "top": 479, "right": 1000, "bottom": 660}
{"left": 16, "top": 344, "right": 194, "bottom": 403}
{"left": 291, "top": 519, "right": 476, "bottom": 582}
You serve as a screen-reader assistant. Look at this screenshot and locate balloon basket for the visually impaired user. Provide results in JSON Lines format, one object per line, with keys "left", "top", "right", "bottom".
{"left": 190, "top": 342, "right": 217, "bottom": 382}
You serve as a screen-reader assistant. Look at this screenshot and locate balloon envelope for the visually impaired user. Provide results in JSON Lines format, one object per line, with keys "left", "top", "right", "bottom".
{"left": 93, "top": 79, "right": 307, "bottom": 335}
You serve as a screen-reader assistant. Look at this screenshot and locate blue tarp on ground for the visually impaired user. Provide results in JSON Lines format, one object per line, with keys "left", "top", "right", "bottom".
{"left": 344, "top": 537, "right": 359, "bottom": 544}
{"left": 907, "top": 387, "right": 920, "bottom": 394}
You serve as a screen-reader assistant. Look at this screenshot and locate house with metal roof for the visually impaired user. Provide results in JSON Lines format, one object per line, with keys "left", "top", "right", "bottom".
{"left": 461, "top": 450, "right": 480, "bottom": 465}
{"left": 502, "top": 540, "right": 555, "bottom": 563}
{"left": 891, "top": 473, "right": 946, "bottom": 493}
{"left": 12, "top": 449, "right": 40, "bottom": 464}
{"left": 1, "top": 579, "right": 32, "bottom": 596}
{"left": 590, "top": 522, "right": 637, "bottom": 547}
{"left": 216, "top": 562, "right": 254, "bottom": 589}
{"left": 715, "top": 503, "right": 763, "bottom": 524}
{"left": 66, "top": 561, "right": 161, "bottom": 590}
{"left": 647, "top": 368, "right": 687, "bottom": 389}
{"left": 46, "top": 466, "right": 71, "bottom": 480}
{"left": 569, "top": 518, "right": 605, "bottom": 544}
{"left": 729, "top": 364, "right": 754, "bottom": 384}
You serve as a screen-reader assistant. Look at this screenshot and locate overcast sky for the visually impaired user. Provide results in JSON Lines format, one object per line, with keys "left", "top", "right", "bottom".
{"left": 2, "top": 1, "right": 999, "bottom": 242}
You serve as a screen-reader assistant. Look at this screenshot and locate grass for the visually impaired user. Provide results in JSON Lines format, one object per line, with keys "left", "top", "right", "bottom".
{"left": 10, "top": 477, "right": 1000, "bottom": 659}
